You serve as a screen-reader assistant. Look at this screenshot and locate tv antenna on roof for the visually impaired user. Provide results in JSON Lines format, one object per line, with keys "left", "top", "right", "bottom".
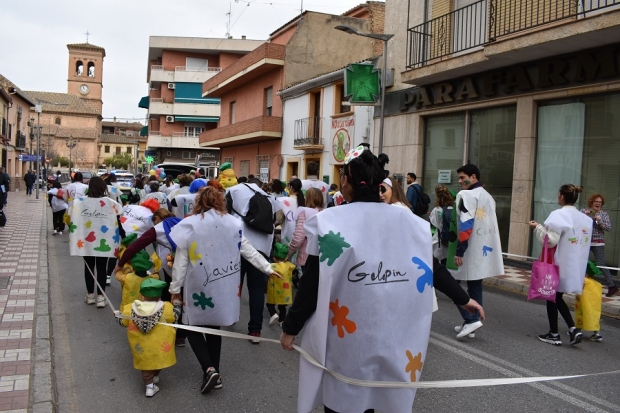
{"left": 225, "top": 2, "right": 232, "bottom": 38}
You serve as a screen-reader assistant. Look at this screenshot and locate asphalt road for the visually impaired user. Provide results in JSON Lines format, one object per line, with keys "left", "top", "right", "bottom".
{"left": 48, "top": 227, "right": 620, "bottom": 413}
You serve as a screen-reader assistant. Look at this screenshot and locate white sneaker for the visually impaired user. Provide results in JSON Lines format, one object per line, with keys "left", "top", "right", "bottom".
{"left": 96, "top": 296, "right": 106, "bottom": 308}
{"left": 106, "top": 275, "right": 111, "bottom": 285}
{"left": 269, "top": 313, "right": 279, "bottom": 326}
{"left": 454, "top": 324, "right": 475, "bottom": 338}
{"left": 53, "top": 230, "right": 58, "bottom": 236}
{"left": 153, "top": 375, "right": 159, "bottom": 384}
{"left": 58, "top": 231, "right": 63, "bottom": 235}
{"left": 456, "top": 321, "right": 483, "bottom": 338}
{"left": 85, "top": 294, "right": 96, "bottom": 305}
{"left": 145, "top": 384, "right": 159, "bottom": 397}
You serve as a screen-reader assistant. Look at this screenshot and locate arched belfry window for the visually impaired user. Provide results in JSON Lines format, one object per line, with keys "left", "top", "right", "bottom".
{"left": 76, "top": 61, "right": 84, "bottom": 76}
{"left": 55, "top": 117, "right": 61, "bottom": 125}
{"left": 87, "top": 62, "right": 95, "bottom": 77}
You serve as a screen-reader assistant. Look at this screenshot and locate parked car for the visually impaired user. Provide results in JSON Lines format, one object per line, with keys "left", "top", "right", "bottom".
{"left": 81, "top": 171, "right": 94, "bottom": 184}
{"left": 114, "top": 172, "right": 135, "bottom": 193}
{"left": 97, "top": 169, "right": 108, "bottom": 176}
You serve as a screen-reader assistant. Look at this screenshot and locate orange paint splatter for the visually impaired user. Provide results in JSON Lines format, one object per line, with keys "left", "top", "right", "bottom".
{"left": 161, "top": 341, "right": 173, "bottom": 352}
{"left": 127, "top": 322, "right": 138, "bottom": 332}
{"left": 77, "top": 239, "right": 84, "bottom": 249}
{"left": 405, "top": 350, "right": 424, "bottom": 382}
{"left": 329, "top": 299, "right": 356, "bottom": 338}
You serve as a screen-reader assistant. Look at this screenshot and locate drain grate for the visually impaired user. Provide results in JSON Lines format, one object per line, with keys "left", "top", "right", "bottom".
{"left": 0, "top": 276, "right": 10, "bottom": 289}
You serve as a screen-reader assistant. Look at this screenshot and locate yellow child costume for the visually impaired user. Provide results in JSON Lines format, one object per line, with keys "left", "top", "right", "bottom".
{"left": 218, "top": 162, "right": 238, "bottom": 189}
{"left": 117, "top": 278, "right": 182, "bottom": 397}
{"left": 115, "top": 234, "right": 161, "bottom": 310}
{"left": 266, "top": 243, "right": 296, "bottom": 306}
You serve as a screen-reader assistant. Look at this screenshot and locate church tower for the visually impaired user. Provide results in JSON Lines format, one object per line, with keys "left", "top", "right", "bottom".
{"left": 67, "top": 43, "right": 105, "bottom": 114}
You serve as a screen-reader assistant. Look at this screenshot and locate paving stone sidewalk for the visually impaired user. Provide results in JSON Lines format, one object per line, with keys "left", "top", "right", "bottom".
{"left": 0, "top": 190, "right": 52, "bottom": 413}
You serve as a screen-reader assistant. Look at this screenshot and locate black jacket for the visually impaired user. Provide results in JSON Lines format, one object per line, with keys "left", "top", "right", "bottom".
{"left": 24, "top": 173, "right": 36, "bottom": 186}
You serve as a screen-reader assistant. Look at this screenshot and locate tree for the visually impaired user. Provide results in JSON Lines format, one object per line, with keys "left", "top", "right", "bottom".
{"left": 104, "top": 153, "right": 133, "bottom": 169}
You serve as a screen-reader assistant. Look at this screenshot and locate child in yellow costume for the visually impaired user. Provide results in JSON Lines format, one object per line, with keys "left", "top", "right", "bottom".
{"left": 218, "top": 162, "right": 238, "bottom": 189}
{"left": 266, "top": 243, "right": 296, "bottom": 327}
{"left": 115, "top": 234, "right": 161, "bottom": 310}
{"left": 116, "top": 278, "right": 182, "bottom": 397}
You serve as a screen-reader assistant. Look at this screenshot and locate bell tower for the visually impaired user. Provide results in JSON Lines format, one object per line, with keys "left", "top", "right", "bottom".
{"left": 67, "top": 42, "right": 105, "bottom": 114}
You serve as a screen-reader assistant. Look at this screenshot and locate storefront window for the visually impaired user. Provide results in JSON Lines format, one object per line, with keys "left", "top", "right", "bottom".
{"left": 423, "top": 106, "right": 516, "bottom": 250}
{"left": 469, "top": 106, "right": 516, "bottom": 251}
{"left": 534, "top": 93, "right": 620, "bottom": 269}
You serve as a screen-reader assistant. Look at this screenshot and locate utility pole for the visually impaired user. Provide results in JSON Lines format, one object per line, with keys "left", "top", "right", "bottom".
{"left": 35, "top": 105, "right": 41, "bottom": 199}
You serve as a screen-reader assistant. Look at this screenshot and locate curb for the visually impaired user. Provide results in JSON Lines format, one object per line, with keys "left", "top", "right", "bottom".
{"left": 484, "top": 276, "right": 620, "bottom": 319}
{"left": 31, "top": 199, "right": 55, "bottom": 413}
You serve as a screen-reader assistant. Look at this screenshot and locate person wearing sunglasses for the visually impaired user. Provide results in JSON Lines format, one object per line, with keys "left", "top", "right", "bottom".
{"left": 379, "top": 177, "right": 411, "bottom": 210}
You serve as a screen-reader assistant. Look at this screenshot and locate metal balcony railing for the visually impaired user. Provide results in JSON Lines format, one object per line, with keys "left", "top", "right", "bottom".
{"left": 16, "top": 132, "right": 26, "bottom": 149}
{"left": 407, "top": 0, "right": 620, "bottom": 68}
{"left": 294, "top": 117, "right": 323, "bottom": 147}
{"left": 174, "top": 66, "right": 222, "bottom": 72}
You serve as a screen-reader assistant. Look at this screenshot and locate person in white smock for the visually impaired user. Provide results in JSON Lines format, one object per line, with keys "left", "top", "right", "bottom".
{"left": 169, "top": 186, "right": 281, "bottom": 393}
{"left": 530, "top": 184, "right": 592, "bottom": 346}
{"left": 280, "top": 146, "right": 434, "bottom": 413}
{"left": 301, "top": 161, "right": 330, "bottom": 208}
{"left": 452, "top": 164, "right": 504, "bottom": 339}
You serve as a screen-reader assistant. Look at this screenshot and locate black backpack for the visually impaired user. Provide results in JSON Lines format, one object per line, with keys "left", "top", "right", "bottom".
{"left": 412, "top": 185, "right": 431, "bottom": 216}
{"left": 440, "top": 206, "right": 452, "bottom": 247}
{"left": 227, "top": 184, "right": 275, "bottom": 234}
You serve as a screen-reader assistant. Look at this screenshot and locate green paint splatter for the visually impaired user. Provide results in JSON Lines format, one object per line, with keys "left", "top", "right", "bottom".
{"left": 94, "top": 239, "right": 112, "bottom": 252}
{"left": 68, "top": 222, "right": 77, "bottom": 233}
{"left": 318, "top": 231, "right": 351, "bottom": 266}
{"left": 134, "top": 343, "right": 144, "bottom": 355}
{"left": 193, "top": 292, "right": 214, "bottom": 310}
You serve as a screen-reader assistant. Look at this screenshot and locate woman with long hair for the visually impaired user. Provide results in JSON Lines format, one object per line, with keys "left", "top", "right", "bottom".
{"left": 379, "top": 176, "right": 411, "bottom": 210}
{"left": 48, "top": 180, "right": 68, "bottom": 235}
{"left": 69, "top": 176, "right": 124, "bottom": 308}
{"left": 530, "top": 184, "right": 592, "bottom": 346}
{"left": 581, "top": 193, "right": 616, "bottom": 298}
{"left": 277, "top": 178, "right": 305, "bottom": 247}
{"left": 169, "top": 185, "right": 280, "bottom": 393}
{"left": 429, "top": 184, "right": 455, "bottom": 262}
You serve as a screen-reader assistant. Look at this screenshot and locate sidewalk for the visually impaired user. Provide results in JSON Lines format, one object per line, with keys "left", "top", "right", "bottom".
{"left": 487, "top": 265, "right": 620, "bottom": 317}
{"left": 0, "top": 191, "right": 618, "bottom": 412}
{"left": 0, "top": 190, "right": 52, "bottom": 413}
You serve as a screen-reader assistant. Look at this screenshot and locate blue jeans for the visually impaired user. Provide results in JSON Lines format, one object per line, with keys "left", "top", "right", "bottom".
{"left": 457, "top": 279, "right": 483, "bottom": 324}
{"left": 26, "top": 185, "right": 33, "bottom": 195}
{"left": 240, "top": 254, "right": 268, "bottom": 333}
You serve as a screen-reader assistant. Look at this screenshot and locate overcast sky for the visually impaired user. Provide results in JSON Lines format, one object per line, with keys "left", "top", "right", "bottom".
{"left": 1, "top": 0, "right": 374, "bottom": 124}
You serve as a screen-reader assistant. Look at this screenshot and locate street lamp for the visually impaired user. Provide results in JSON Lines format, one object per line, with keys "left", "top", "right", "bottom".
{"left": 65, "top": 136, "right": 78, "bottom": 178}
{"left": 334, "top": 25, "right": 394, "bottom": 154}
{"left": 33, "top": 105, "right": 43, "bottom": 199}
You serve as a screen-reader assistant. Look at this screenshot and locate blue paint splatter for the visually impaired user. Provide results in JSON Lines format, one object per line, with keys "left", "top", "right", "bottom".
{"left": 100, "top": 225, "right": 109, "bottom": 233}
{"left": 112, "top": 228, "right": 120, "bottom": 243}
{"left": 412, "top": 257, "right": 433, "bottom": 293}
{"left": 482, "top": 245, "right": 493, "bottom": 256}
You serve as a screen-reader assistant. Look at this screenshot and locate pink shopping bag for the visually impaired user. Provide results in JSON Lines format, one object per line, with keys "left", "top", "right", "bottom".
{"left": 528, "top": 235, "right": 559, "bottom": 302}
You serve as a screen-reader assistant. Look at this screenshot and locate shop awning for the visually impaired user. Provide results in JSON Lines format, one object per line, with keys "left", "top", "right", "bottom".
{"left": 140, "top": 126, "right": 148, "bottom": 136}
{"left": 138, "top": 96, "right": 149, "bottom": 109}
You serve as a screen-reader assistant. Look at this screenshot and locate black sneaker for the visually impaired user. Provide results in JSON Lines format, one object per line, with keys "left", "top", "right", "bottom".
{"left": 201, "top": 369, "right": 220, "bottom": 393}
{"left": 569, "top": 329, "right": 583, "bottom": 346}
{"left": 538, "top": 332, "right": 562, "bottom": 346}
{"left": 214, "top": 377, "right": 223, "bottom": 389}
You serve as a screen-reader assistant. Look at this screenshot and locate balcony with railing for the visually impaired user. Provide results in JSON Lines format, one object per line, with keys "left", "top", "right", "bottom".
{"left": 293, "top": 117, "right": 324, "bottom": 150}
{"left": 150, "top": 65, "right": 223, "bottom": 84}
{"left": 403, "top": 0, "right": 620, "bottom": 84}
{"left": 200, "top": 116, "right": 282, "bottom": 147}
{"left": 16, "top": 132, "right": 27, "bottom": 149}
{"left": 146, "top": 131, "right": 202, "bottom": 149}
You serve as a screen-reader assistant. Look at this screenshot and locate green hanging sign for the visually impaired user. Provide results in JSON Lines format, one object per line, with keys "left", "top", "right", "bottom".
{"left": 145, "top": 156, "right": 155, "bottom": 163}
{"left": 344, "top": 63, "right": 380, "bottom": 104}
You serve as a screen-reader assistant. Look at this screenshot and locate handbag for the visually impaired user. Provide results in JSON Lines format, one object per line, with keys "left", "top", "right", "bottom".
{"left": 527, "top": 235, "right": 559, "bottom": 302}
{"left": 575, "top": 277, "right": 602, "bottom": 331}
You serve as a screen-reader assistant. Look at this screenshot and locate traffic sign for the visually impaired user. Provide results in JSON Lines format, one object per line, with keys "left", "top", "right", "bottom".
{"left": 18, "top": 154, "right": 42, "bottom": 162}
{"left": 45, "top": 158, "right": 50, "bottom": 164}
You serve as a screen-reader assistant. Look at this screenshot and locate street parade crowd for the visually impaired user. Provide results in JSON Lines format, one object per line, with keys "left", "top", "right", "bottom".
{"left": 45, "top": 145, "right": 610, "bottom": 413}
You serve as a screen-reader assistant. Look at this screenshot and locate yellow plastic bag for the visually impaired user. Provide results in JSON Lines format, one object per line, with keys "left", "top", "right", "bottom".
{"left": 575, "top": 277, "right": 602, "bottom": 331}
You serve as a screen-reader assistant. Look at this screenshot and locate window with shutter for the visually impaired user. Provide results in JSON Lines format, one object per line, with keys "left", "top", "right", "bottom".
{"left": 265, "top": 87, "right": 273, "bottom": 116}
